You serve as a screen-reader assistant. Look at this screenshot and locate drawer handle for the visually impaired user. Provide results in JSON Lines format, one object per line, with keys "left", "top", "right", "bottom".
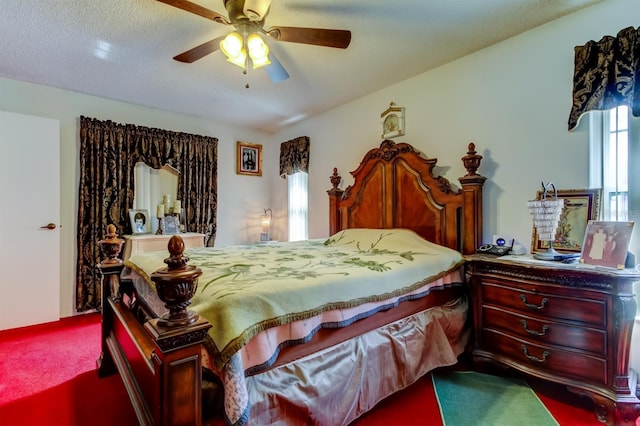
{"left": 521, "top": 320, "right": 550, "bottom": 336}
{"left": 520, "top": 294, "right": 548, "bottom": 310}
{"left": 521, "top": 345, "right": 550, "bottom": 363}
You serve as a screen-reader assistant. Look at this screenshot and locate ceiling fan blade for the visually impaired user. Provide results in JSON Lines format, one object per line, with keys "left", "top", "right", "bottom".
{"left": 173, "top": 36, "right": 225, "bottom": 63}
{"left": 157, "top": 0, "right": 230, "bottom": 25}
{"left": 266, "top": 26, "right": 351, "bottom": 49}
{"left": 264, "top": 53, "right": 289, "bottom": 83}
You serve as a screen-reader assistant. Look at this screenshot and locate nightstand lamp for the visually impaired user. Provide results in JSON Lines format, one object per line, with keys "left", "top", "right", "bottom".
{"left": 260, "top": 208, "right": 272, "bottom": 242}
{"left": 527, "top": 182, "right": 565, "bottom": 261}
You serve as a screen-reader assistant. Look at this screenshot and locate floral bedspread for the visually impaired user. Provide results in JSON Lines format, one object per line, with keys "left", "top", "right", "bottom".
{"left": 125, "top": 228, "right": 463, "bottom": 425}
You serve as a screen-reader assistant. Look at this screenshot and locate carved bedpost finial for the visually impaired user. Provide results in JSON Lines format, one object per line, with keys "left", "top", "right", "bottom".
{"left": 330, "top": 167, "right": 341, "bottom": 190}
{"left": 151, "top": 235, "right": 202, "bottom": 327}
{"left": 165, "top": 235, "right": 189, "bottom": 270}
{"left": 98, "top": 224, "right": 124, "bottom": 265}
{"left": 462, "top": 142, "right": 483, "bottom": 176}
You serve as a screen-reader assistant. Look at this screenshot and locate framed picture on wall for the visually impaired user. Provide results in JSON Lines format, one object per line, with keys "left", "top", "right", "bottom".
{"left": 236, "top": 141, "right": 262, "bottom": 176}
{"left": 530, "top": 188, "right": 601, "bottom": 254}
{"left": 128, "top": 209, "right": 150, "bottom": 234}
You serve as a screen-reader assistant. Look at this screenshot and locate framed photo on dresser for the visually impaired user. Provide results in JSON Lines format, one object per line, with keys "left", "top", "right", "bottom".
{"left": 163, "top": 214, "right": 180, "bottom": 235}
{"left": 128, "top": 209, "right": 150, "bottom": 234}
{"left": 580, "top": 220, "right": 634, "bottom": 269}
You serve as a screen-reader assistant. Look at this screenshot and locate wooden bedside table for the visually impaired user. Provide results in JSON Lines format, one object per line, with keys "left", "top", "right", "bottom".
{"left": 466, "top": 254, "right": 640, "bottom": 425}
{"left": 122, "top": 233, "right": 205, "bottom": 260}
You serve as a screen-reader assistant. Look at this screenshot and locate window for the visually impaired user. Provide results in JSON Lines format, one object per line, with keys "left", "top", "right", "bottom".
{"left": 288, "top": 171, "right": 308, "bottom": 241}
{"left": 590, "top": 107, "right": 630, "bottom": 221}
{"left": 589, "top": 106, "right": 640, "bottom": 316}
{"left": 590, "top": 106, "right": 640, "bottom": 243}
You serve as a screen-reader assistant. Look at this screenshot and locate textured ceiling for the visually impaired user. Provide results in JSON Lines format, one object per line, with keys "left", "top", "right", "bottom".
{"left": 0, "top": 0, "right": 601, "bottom": 133}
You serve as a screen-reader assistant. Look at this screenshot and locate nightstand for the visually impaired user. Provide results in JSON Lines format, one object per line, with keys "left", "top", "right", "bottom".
{"left": 466, "top": 254, "right": 640, "bottom": 425}
{"left": 122, "top": 233, "right": 205, "bottom": 260}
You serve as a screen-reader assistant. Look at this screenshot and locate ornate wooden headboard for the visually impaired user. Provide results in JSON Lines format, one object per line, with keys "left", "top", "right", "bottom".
{"left": 327, "top": 140, "right": 486, "bottom": 254}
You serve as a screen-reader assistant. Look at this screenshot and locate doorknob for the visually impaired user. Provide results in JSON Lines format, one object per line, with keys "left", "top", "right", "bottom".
{"left": 40, "top": 223, "right": 57, "bottom": 230}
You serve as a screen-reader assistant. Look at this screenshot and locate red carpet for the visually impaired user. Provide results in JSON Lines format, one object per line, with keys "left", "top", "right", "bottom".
{"left": 0, "top": 314, "right": 601, "bottom": 425}
{"left": 0, "top": 314, "right": 136, "bottom": 425}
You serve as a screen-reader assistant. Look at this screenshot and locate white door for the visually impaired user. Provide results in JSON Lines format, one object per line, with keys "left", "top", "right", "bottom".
{"left": 0, "top": 110, "right": 60, "bottom": 330}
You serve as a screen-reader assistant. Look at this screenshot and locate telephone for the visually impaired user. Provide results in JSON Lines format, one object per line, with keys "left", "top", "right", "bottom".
{"left": 477, "top": 238, "right": 514, "bottom": 256}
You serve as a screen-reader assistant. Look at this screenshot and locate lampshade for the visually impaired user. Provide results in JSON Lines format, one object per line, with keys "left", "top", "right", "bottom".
{"left": 220, "top": 32, "right": 247, "bottom": 68}
{"left": 527, "top": 182, "right": 566, "bottom": 261}
{"left": 247, "top": 33, "right": 271, "bottom": 69}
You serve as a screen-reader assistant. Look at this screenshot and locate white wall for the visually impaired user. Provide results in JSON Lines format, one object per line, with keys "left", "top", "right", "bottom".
{"left": 271, "top": 0, "right": 640, "bottom": 250}
{"left": 0, "top": 77, "right": 272, "bottom": 319}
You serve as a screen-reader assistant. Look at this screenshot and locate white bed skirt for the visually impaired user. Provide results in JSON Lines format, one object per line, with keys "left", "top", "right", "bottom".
{"left": 244, "top": 296, "right": 469, "bottom": 425}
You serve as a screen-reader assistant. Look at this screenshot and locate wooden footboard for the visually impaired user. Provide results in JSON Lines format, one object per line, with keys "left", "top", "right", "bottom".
{"left": 96, "top": 226, "right": 211, "bottom": 425}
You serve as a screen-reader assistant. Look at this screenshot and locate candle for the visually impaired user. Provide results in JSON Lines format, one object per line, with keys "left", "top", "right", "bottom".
{"left": 163, "top": 194, "right": 170, "bottom": 205}
{"left": 157, "top": 204, "right": 165, "bottom": 218}
{"left": 173, "top": 200, "right": 181, "bottom": 214}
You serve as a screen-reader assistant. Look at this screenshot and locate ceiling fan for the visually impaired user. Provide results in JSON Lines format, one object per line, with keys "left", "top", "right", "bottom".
{"left": 158, "top": 0, "right": 352, "bottom": 83}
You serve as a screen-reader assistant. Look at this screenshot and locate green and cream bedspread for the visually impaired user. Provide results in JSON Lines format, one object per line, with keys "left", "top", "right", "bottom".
{"left": 124, "top": 228, "right": 463, "bottom": 368}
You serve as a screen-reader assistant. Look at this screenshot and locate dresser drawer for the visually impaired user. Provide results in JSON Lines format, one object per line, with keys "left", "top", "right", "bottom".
{"left": 481, "top": 281, "right": 606, "bottom": 327}
{"left": 481, "top": 329, "right": 608, "bottom": 385}
{"left": 482, "top": 305, "right": 607, "bottom": 355}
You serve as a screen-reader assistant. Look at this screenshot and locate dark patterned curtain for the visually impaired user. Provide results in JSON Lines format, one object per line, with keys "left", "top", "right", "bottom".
{"left": 279, "top": 136, "right": 310, "bottom": 178}
{"left": 568, "top": 26, "right": 640, "bottom": 130}
{"left": 76, "top": 116, "right": 218, "bottom": 311}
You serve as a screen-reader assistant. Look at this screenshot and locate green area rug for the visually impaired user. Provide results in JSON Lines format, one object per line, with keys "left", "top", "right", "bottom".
{"left": 432, "top": 371, "right": 559, "bottom": 426}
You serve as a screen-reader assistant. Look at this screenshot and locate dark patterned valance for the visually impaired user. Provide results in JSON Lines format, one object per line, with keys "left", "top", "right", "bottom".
{"left": 279, "top": 136, "right": 310, "bottom": 178}
{"left": 76, "top": 116, "right": 218, "bottom": 311}
{"left": 568, "top": 26, "right": 640, "bottom": 131}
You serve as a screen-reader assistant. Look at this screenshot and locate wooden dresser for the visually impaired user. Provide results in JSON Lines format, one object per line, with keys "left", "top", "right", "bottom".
{"left": 466, "top": 254, "right": 640, "bottom": 425}
{"left": 122, "top": 233, "right": 205, "bottom": 260}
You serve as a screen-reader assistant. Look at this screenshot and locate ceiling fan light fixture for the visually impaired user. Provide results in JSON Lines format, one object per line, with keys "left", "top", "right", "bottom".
{"left": 247, "top": 33, "right": 271, "bottom": 69}
{"left": 220, "top": 31, "right": 247, "bottom": 68}
{"left": 221, "top": 32, "right": 243, "bottom": 57}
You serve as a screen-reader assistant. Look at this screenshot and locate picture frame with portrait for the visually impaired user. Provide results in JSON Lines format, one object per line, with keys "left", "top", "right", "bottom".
{"left": 128, "top": 209, "right": 150, "bottom": 234}
{"left": 380, "top": 102, "right": 405, "bottom": 139}
{"left": 163, "top": 214, "right": 180, "bottom": 235}
{"left": 530, "top": 188, "right": 601, "bottom": 254}
{"left": 580, "top": 220, "right": 634, "bottom": 269}
{"left": 236, "top": 141, "right": 262, "bottom": 176}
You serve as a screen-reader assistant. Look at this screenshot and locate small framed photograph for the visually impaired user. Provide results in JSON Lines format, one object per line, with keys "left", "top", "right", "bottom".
{"left": 580, "top": 221, "right": 634, "bottom": 269}
{"left": 129, "top": 209, "right": 150, "bottom": 234}
{"left": 380, "top": 102, "right": 405, "bottom": 139}
{"left": 163, "top": 214, "right": 180, "bottom": 235}
{"left": 237, "top": 141, "right": 262, "bottom": 176}
{"left": 531, "top": 188, "right": 601, "bottom": 254}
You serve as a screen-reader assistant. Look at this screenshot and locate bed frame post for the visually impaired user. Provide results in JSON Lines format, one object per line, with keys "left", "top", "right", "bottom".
{"left": 327, "top": 167, "right": 344, "bottom": 235}
{"left": 459, "top": 143, "right": 486, "bottom": 254}
{"left": 97, "top": 224, "right": 125, "bottom": 377}
{"left": 97, "top": 227, "right": 212, "bottom": 425}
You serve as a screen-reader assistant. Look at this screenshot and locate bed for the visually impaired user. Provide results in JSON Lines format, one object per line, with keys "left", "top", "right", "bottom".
{"left": 96, "top": 140, "right": 486, "bottom": 425}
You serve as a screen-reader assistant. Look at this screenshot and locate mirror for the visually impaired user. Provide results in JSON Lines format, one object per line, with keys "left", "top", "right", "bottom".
{"left": 133, "top": 162, "right": 179, "bottom": 233}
